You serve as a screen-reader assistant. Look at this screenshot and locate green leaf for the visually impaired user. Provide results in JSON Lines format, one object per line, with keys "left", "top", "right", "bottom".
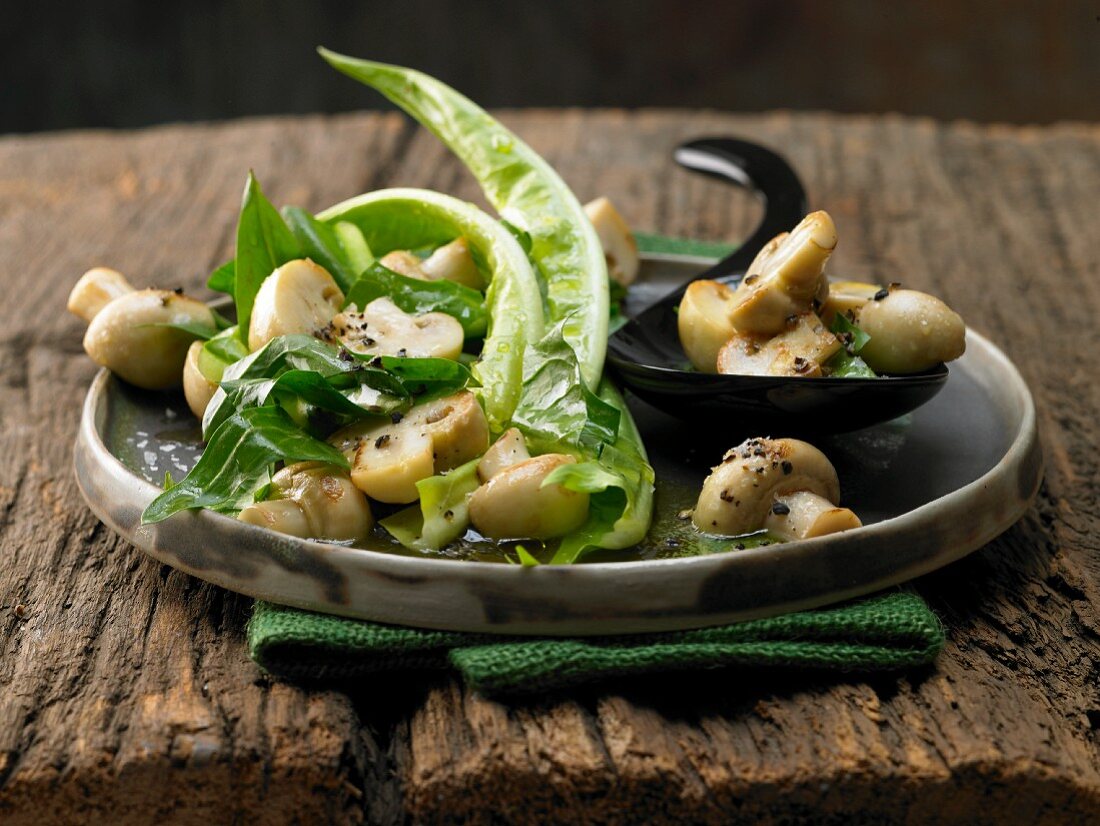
{"left": 511, "top": 322, "right": 620, "bottom": 455}
{"left": 198, "top": 326, "right": 250, "bottom": 383}
{"left": 380, "top": 458, "right": 481, "bottom": 551}
{"left": 548, "top": 380, "right": 654, "bottom": 564}
{"left": 345, "top": 262, "right": 488, "bottom": 338}
{"left": 317, "top": 188, "right": 541, "bottom": 430}
{"left": 283, "top": 206, "right": 361, "bottom": 293}
{"left": 319, "top": 50, "right": 608, "bottom": 390}
{"left": 333, "top": 221, "right": 374, "bottom": 274}
{"left": 825, "top": 350, "right": 877, "bottom": 378}
{"left": 141, "top": 406, "right": 348, "bottom": 524}
{"left": 828, "top": 312, "right": 871, "bottom": 354}
{"left": 376, "top": 355, "right": 472, "bottom": 395}
{"left": 207, "top": 260, "right": 235, "bottom": 294}
{"left": 515, "top": 545, "right": 541, "bottom": 566}
{"left": 137, "top": 320, "right": 217, "bottom": 340}
{"left": 233, "top": 172, "right": 303, "bottom": 343}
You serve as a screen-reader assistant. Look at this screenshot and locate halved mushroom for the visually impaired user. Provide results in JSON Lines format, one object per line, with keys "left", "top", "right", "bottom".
{"left": 82, "top": 289, "right": 215, "bottom": 389}
{"left": 855, "top": 288, "right": 966, "bottom": 374}
{"left": 677, "top": 280, "right": 739, "bottom": 373}
{"left": 692, "top": 437, "right": 860, "bottom": 539}
{"left": 763, "top": 490, "right": 862, "bottom": 541}
{"left": 584, "top": 197, "right": 639, "bottom": 287}
{"left": 330, "top": 390, "right": 489, "bottom": 504}
{"left": 325, "top": 297, "right": 463, "bottom": 361}
{"left": 238, "top": 461, "right": 374, "bottom": 542}
{"left": 380, "top": 239, "right": 485, "bottom": 290}
{"left": 819, "top": 280, "right": 880, "bottom": 326}
{"left": 182, "top": 341, "right": 218, "bottom": 419}
{"left": 468, "top": 428, "right": 589, "bottom": 540}
{"left": 67, "top": 267, "right": 135, "bottom": 322}
{"left": 716, "top": 312, "right": 841, "bottom": 377}
{"left": 248, "top": 259, "right": 344, "bottom": 351}
{"left": 728, "top": 211, "right": 837, "bottom": 335}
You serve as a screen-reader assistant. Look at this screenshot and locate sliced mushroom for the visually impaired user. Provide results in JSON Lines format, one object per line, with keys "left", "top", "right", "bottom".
{"left": 677, "top": 279, "right": 739, "bottom": 373}
{"left": 692, "top": 437, "right": 859, "bottom": 539}
{"left": 237, "top": 461, "right": 374, "bottom": 542}
{"left": 819, "top": 280, "right": 880, "bottom": 326}
{"left": 584, "top": 197, "right": 639, "bottom": 287}
{"left": 477, "top": 427, "right": 530, "bottom": 482}
{"left": 325, "top": 297, "right": 463, "bottom": 361}
{"left": 182, "top": 341, "right": 218, "bottom": 419}
{"left": 82, "top": 289, "right": 215, "bottom": 389}
{"left": 854, "top": 288, "right": 966, "bottom": 374}
{"left": 380, "top": 240, "right": 485, "bottom": 290}
{"left": 764, "top": 490, "right": 862, "bottom": 541}
{"left": 67, "top": 267, "right": 135, "bottom": 322}
{"left": 330, "top": 390, "right": 490, "bottom": 504}
{"left": 468, "top": 443, "right": 589, "bottom": 540}
{"left": 421, "top": 238, "right": 485, "bottom": 289}
{"left": 716, "top": 312, "right": 841, "bottom": 377}
{"left": 248, "top": 259, "right": 344, "bottom": 351}
{"left": 728, "top": 211, "right": 837, "bottom": 335}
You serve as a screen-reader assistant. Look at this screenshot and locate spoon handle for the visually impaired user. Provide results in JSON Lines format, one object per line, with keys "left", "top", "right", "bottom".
{"left": 674, "top": 138, "right": 808, "bottom": 282}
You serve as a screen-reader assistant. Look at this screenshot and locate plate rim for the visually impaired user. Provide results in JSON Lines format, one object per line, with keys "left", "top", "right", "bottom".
{"left": 72, "top": 252, "right": 1043, "bottom": 634}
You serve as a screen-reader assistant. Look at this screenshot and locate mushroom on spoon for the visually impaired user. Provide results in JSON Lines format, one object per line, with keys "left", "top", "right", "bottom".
{"left": 605, "top": 138, "right": 951, "bottom": 434}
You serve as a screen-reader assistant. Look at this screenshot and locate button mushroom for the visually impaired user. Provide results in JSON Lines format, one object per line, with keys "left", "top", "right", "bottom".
{"left": 248, "top": 259, "right": 344, "bottom": 351}
{"left": 467, "top": 428, "right": 590, "bottom": 540}
{"left": 584, "top": 196, "right": 639, "bottom": 287}
{"left": 182, "top": 341, "right": 218, "bottom": 419}
{"left": 728, "top": 211, "right": 837, "bottom": 335}
{"left": 717, "top": 312, "right": 842, "bottom": 377}
{"left": 67, "top": 267, "right": 135, "bottom": 323}
{"left": 330, "top": 390, "right": 489, "bottom": 504}
{"left": 379, "top": 238, "right": 485, "bottom": 290}
{"left": 677, "top": 279, "right": 739, "bottom": 373}
{"left": 237, "top": 461, "right": 374, "bottom": 542}
{"left": 322, "top": 297, "right": 464, "bottom": 361}
{"left": 81, "top": 288, "right": 215, "bottom": 390}
{"left": 855, "top": 288, "right": 966, "bottom": 374}
{"left": 692, "top": 437, "right": 860, "bottom": 540}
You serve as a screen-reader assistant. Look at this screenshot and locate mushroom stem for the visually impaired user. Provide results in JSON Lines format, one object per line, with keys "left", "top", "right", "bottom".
{"left": 764, "top": 491, "right": 862, "bottom": 541}
{"left": 67, "top": 267, "right": 135, "bottom": 322}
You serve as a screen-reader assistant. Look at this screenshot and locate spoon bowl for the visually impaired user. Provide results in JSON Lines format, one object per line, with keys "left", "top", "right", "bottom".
{"left": 606, "top": 138, "right": 949, "bottom": 433}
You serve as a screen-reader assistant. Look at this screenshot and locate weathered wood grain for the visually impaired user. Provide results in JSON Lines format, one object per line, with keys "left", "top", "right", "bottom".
{"left": 1, "top": 111, "right": 1099, "bottom": 824}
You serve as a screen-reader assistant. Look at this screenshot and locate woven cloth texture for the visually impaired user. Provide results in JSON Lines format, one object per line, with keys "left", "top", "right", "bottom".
{"left": 249, "top": 591, "right": 944, "bottom": 696}
{"left": 246, "top": 232, "right": 944, "bottom": 696}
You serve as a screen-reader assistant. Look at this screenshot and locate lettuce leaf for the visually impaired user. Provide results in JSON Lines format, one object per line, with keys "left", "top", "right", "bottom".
{"left": 380, "top": 458, "right": 481, "bottom": 551}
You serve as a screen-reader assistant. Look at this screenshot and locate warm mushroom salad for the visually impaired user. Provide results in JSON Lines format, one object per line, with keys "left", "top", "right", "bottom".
{"left": 677, "top": 210, "right": 967, "bottom": 378}
{"left": 69, "top": 53, "right": 883, "bottom": 563}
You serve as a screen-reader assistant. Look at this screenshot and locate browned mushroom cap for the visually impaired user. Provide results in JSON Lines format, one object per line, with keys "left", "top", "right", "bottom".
{"left": 677, "top": 280, "right": 739, "bottom": 373}
{"left": 729, "top": 211, "right": 837, "bottom": 335}
{"left": 584, "top": 197, "right": 639, "bottom": 287}
{"left": 238, "top": 461, "right": 374, "bottom": 542}
{"left": 82, "top": 289, "right": 215, "bottom": 390}
{"left": 468, "top": 454, "right": 589, "bottom": 540}
{"left": 330, "top": 390, "right": 489, "bottom": 504}
{"left": 855, "top": 289, "right": 966, "bottom": 374}
{"left": 692, "top": 437, "right": 846, "bottom": 536}
{"left": 717, "top": 312, "right": 841, "bottom": 377}
{"left": 248, "top": 259, "right": 344, "bottom": 351}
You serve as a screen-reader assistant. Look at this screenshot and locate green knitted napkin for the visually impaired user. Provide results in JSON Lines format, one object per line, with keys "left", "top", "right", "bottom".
{"left": 246, "top": 232, "right": 944, "bottom": 696}
{"left": 249, "top": 591, "right": 943, "bottom": 696}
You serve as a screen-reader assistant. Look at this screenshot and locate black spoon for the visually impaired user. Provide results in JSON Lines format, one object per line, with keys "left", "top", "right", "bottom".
{"left": 606, "top": 137, "right": 949, "bottom": 434}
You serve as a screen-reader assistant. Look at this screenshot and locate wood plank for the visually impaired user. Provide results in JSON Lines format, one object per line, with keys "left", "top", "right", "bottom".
{"left": 1, "top": 110, "right": 1098, "bottom": 824}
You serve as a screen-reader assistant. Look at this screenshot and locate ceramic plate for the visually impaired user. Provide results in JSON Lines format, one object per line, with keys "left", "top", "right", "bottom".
{"left": 73, "top": 253, "right": 1042, "bottom": 635}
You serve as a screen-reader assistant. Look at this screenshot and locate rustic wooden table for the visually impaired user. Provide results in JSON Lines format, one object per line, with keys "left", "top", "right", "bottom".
{"left": 1, "top": 110, "right": 1098, "bottom": 825}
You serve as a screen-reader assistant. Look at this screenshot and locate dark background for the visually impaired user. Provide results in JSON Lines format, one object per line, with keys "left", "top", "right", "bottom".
{"left": 5, "top": 0, "right": 1099, "bottom": 134}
